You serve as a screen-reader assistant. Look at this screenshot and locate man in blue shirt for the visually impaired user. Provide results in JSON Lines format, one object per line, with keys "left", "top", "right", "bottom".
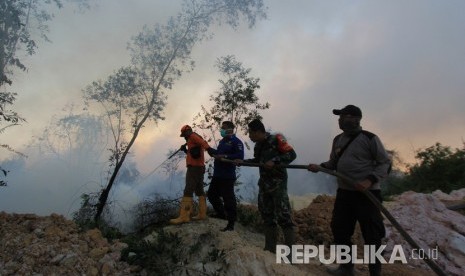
{"left": 207, "top": 121, "right": 244, "bottom": 231}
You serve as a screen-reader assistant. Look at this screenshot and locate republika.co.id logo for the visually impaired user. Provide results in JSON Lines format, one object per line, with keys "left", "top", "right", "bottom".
{"left": 276, "top": 244, "right": 439, "bottom": 264}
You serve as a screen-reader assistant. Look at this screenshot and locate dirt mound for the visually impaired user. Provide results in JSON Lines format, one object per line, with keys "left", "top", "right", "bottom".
{"left": 294, "top": 194, "right": 366, "bottom": 247}
{"left": 0, "top": 212, "right": 133, "bottom": 275}
{"left": 289, "top": 194, "right": 319, "bottom": 210}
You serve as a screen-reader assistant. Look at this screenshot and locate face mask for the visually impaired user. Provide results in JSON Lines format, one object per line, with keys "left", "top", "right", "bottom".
{"left": 338, "top": 117, "right": 360, "bottom": 132}
{"left": 220, "top": 129, "right": 228, "bottom": 137}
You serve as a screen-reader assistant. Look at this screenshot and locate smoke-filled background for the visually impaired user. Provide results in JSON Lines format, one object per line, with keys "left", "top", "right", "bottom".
{"left": 1, "top": 0, "right": 464, "bottom": 225}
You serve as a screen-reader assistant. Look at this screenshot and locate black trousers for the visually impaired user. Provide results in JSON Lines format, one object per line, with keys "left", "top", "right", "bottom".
{"left": 207, "top": 177, "right": 237, "bottom": 222}
{"left": 331, "top": 189, "right": 386, "bottom": 275}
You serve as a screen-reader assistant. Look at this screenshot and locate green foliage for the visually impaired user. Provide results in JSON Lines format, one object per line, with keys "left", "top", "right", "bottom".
{"left": 383, "top": 142, "right": 465, "bottom": 196}
{"left": 0, "top": 91, "right": 26, "bottom": 185}
{"left": 1, "top": 0, "right": 93, "bottom": 86}
{"left": 193, "top": 55, "right": 270, "bottom": 142}
{"left": 207, "top": 248, "right": 226, "bottom": 263}
{"left": 132, "top": 194, "right": 180, "bottom": 230}
{"left": 1, "top": 0, "right": 44, "bottom": 86}
{"left": 407, "top": 143, "right": 465, "bottom": 192}
{"left": 72, "top": 192, "right": 123, "bottom": 240}
{"left": 0, "top": 167, "right": 8, "bottom": 186}
{"left": 122, "top": 229, "right": 226, "bottom": 275}
{"left": 0, "top": 92, "right": 24, "bottom": 126}
{"left": 72, "top": 193, "right": 99, "bottom": 229}
{"left": 121, "top": 230, "right": 185, "bottom": 273}
{"left": 192, "top": 55, "right": 269, "bottom": 187}
{"left": 0, "top": 90, "right": 26, "bottom": 185}
{"left": 236, "top": 204, "right": 264, "bottom": 232}
{"left": 382, "top": 174, "right": 407, "bottom": 198}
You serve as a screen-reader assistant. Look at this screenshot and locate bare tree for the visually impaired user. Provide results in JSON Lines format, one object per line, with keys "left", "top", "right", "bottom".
{"left": 84, "top": 0, "right": 267, "bottom": 222}
{"left": 31, "top": 105, "right": 109, "bottom": 169}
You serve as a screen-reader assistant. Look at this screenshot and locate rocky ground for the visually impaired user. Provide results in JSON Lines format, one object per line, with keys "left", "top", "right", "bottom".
{"left": 1, "top": 189, "right": 463, "bottom": 275}
{"left": 0, "top": 213, "right": 134, "bottom": 275}
{"left": 384, "top": 190, "right": 465, "bottom": 275}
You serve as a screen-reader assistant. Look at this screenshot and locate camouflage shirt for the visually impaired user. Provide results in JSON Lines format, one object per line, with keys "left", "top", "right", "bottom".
{"left": 246, "top": 132, "right": 297, "bottom": 181}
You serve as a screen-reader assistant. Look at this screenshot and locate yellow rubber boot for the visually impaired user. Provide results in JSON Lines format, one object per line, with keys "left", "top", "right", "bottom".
{"left": 169, "top": 197, "right": 193, "bottom": 224}
{"left": 192, "top": 196, "right": 207, "bottom": 220}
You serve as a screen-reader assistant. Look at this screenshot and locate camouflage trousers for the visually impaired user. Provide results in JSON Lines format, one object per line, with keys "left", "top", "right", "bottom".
{"left": 257, "top": 177, "right": 295, "bottom": 227}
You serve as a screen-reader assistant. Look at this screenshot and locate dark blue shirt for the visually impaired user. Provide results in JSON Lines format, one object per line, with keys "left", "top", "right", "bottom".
{"left": 212, "top": 135, "right": 244, "bottom": 179}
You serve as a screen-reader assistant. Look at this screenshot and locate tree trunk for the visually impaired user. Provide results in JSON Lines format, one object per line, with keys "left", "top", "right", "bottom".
{"left": 93, "top": 26, "right": 190, "bottom": 222}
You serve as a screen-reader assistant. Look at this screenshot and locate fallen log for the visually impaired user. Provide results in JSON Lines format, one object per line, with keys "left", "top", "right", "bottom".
{"left": 446, "top": 202, "right": 465, "bottom": 211}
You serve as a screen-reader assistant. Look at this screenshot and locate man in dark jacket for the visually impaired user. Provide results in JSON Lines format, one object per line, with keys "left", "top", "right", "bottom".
{"left": 237, "top": 119, "right": 297, "bottom": 253}
{"left": 207, "top": 121, "right": 244, "bottom": 231}
{"left": 308, "top": 105, "right": 391, "bottom": 276}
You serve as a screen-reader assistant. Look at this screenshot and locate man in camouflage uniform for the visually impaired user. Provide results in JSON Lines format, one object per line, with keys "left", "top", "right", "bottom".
{"left": 237, "top": 119, "right": 297, "bottom": 253}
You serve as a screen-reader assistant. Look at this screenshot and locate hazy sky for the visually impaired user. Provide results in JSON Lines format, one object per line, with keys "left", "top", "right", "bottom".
{"left": 1, "top": 0, "right": 465, "bottom": 217}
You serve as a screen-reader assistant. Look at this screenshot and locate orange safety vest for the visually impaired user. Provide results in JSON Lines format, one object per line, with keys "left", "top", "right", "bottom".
{"left": 185, "top": 132, "right": 210, "bottom": 167}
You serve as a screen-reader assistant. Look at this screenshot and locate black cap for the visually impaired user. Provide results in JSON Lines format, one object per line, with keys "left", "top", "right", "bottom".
{"left": 333, "top": 105, "right": 362, "bottom": 117}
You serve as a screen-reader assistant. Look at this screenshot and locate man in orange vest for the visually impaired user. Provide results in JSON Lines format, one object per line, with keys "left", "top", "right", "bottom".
{"left": 170, "top": 125, "right": 214, "bottom": 224}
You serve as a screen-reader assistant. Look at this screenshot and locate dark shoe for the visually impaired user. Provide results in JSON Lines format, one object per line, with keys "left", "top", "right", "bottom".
{"left": 326, "top": 265, "right": 355, "bottom": 276}
{"left": 368, "top": 264, "right": 381, "bottom": 276}
{"left": 221, "top": 221, "right": 234, "bottom": 232}
{"left": 282, "top": 226, "right": 295, "bottom": 247}
{"left": 282, "top": 226, "right": 295, "bottom": 262}
{"left": 263, "top": 225, "right": 278, "bottom": 253}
